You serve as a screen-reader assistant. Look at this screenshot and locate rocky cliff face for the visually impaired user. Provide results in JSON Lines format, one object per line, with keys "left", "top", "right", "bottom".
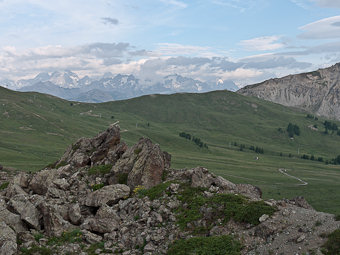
{"left": 238, "top": 63, "right": 340, "bottom": 120}
{"left": 0, "top": 126, "right": 339, "bottom": 254}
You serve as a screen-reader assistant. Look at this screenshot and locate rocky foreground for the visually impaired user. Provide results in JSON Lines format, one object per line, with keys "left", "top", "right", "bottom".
{"left": 0, "top": 125, "right": 339, "bottom": 255}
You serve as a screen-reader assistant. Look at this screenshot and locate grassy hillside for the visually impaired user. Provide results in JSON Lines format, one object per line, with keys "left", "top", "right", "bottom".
{"left": 1, "top": 86, "right": 340, "bottom": 214}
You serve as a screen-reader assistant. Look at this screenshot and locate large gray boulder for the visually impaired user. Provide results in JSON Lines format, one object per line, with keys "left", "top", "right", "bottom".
{"left": 56, "top": 124, "right": 126, "bottom": 167}
{"left": 0, "top": 197, "right": 26, "bottom": 232}
{"left": 29, "top": 169, "right": 59, "bottom": 195}
{"left": 7, "top": 194, "right": 40, "bottom": 230}
{"left": 38, "top": 203, "right": 71, "bottom": 237}
{"left": 84, "top": 184, "right": 130, "bottom": 207}
{"left": 0, "top": 221, "right": 17, "bottom": 255}
{"left": 109, "top": 138, "right": 171, "bottom": 189}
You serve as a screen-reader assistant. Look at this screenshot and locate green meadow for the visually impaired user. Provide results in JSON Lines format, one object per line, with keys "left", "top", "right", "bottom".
{"left": 1, "top": 86, "right": 340, "bottom": 214}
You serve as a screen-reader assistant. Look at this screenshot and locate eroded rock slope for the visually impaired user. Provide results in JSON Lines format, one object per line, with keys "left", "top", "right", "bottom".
{"left": 238, "top": 63, "right": 340, "bottom": 120}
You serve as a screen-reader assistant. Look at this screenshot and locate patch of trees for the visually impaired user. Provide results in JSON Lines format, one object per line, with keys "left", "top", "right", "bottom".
{"left": 300, "top": 154, "right": 323, "bottom": 162}
{"left": 179, "top": 132, "right": 208, "bottom": 149}
{"left": 306, "top": 114, "right": 318, "bottom": 120}
{"left": 326, "top": 155, "right": 340, "bottom": 165}
{"left": 287, "top": 123, "right": 300, "bottom": 138}
{"left": 249, "top": 145, "right": 264, "bottom": 154}
{"left": 323, "top": 121, "right": 338, "bottom": 134}
{"left": 232, "top": 143, "right": 264, "bottom": 154}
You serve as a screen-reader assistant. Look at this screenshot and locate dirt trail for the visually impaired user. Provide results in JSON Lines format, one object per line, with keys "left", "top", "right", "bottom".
{"left": 278, "top": 168, "right": 308, "bottom": 186}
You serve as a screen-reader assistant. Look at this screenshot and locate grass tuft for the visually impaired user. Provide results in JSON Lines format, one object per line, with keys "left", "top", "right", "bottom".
{"left": 137, "top": 182, "right": 172, "bottom": 200}
{"left": 321, "top": 229, "right": 340, "bottom": 255}
{"left": 46, "top": 229, "right": 83, "bottom": 246}
{"left": 88, "top": 164, "right": 112, "bottom": 176}
{"left": 0, "top": 182, "right": 9, "bottom": 190}
{"left": 167, "top": 235, "right": 241, "bottom": 255}
{"left": 175, "top": 185, "right": 276, "bottom": 232}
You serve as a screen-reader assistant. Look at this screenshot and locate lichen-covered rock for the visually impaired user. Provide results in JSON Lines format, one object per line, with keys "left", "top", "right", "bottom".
{"left": 109, "top": 138, "right": 171, "bottom": 189}
{"left": 0, "top": 197, "right": 27, "bottom": 232}
{"left": 5, "top": 183, "right": 27, "bottom": 198}
{"left": 38, "top": 202, "right": 71, "bottom": 236}
{"left": 56, "top": 124, "right": 126, "bottom": 167}
{"left": 190, "top": 167, "right": 216, "bottom": 188}
{"left": 83, "top": 205, "right": 120, "bottom": 233}
{"left": 29, "top": 169, "right": 59, "bottom": 195}
{"left": 236, "top": 183, "right": 262, "bottom": 200}
{"left": 7, "top": 194, "right": 40, "bottom": 230}
{"left": 0, "top": 221, "right": 17, "bottom": 255}
{"left": 84, "top": 184, "right": 130, "bottom": 207}
{"left": 68, "top": 203, "right": 82, "bottom": 225}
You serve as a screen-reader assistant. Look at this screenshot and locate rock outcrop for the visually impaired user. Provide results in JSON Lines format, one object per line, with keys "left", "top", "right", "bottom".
{"left": 0, "top": 125, "right": 339, "bottom": 254}
{"left": 56, "top": 124, "right": 126, "bottom": 167}
{"left": 238, "top": 63, "right": 340, "bottom": 120}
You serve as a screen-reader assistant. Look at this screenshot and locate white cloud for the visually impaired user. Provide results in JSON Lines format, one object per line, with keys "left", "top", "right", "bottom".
{"left": 155, "top": 43, "right": 217, "bottom": 57}
{"left": 299, "top": 16, "right": 340, "bottom": 39}
{"left": 159, "top": 0, "right": 187, "bottom": 8}
{"left": 313, "top": 0, "right": 340, "bottom": 8}
{"left": 290, "top": 0, "right": 311, "bottom": 9}
{"left": 211, "top": 0, "right": 260, "bottom": 12}
{"left": 240, "top": 36, "right": 285, "bottom": 51}
{"left": 0, "top": 42, "right": 315, "bottom": 88}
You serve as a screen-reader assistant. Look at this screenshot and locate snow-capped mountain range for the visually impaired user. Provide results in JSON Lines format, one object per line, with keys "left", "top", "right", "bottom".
{"left": 0, "top": 70, "right": 238, "bottom": 103}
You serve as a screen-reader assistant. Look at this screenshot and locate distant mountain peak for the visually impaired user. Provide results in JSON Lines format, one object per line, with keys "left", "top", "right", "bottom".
{"left": 2, "top": 71, "right": 238, "bottom": 102}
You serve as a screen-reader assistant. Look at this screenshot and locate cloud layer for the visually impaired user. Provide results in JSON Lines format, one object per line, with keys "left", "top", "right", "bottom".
{"left": 0, "top": 42, "right": 314, "bottom": 87}
{"left": 299, "top": 16, "right": 340, "bottom": 39}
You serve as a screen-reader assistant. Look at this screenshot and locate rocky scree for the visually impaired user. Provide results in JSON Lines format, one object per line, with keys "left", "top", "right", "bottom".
{"left": 0, "top": 125, "right": 339, "bottom": 255}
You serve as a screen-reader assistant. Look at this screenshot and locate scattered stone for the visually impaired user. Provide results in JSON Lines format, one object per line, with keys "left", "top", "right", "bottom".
{"left": 259, "top": 214, "right": 270, "bottom": 223}
{"left": 296, "top": 235, "right": 306, "bottom": 243}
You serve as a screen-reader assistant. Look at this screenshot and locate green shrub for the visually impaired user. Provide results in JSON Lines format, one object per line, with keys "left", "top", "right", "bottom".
{"left": 167, "top": 235, "right": 241, "bottom": 255}
{"left": 47, "top": 229, "right": 83, "bottom": 246}
{"left": 134, "top": 148, "right": 142, "bottom": 155}
{"left": 118, "top": 173, "right": 128, "bottom": 185}
{"left": 20, "top": 245, "right": 53, "bottom": 255}
{"left": 322, "top": 229, "right": 340, "bottom": 255}
{"left": 33, "top": 233, "right": 44, "bottom": 242}
{"left": 232, "top": 200, "right": 276, "bottom": 225}
{"left": 175, "top": 186, "right": 276, "bottom": 232}
{"left": 91, "top": 183, "right": 105, "bottom": 191}
{"left": 55, "top": 161, "right": 67, "bottom": 168}
{"left": 86, "top": 242, "right": 112, "bottom": 255}
{"left": 0, "top": 182, "right": 9, "bottom": 190}
{"left": 88, "top": 164, "right": 112, "bottom": 175}
{"left": 137, "top": 182, "right": 172, "bottom": 200}
{"left": 335, "top": 215, "right": 340, "bottom": 221}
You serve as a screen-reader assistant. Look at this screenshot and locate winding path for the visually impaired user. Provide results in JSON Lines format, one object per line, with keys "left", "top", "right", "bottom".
{"left": 278, "top": 168, "right": 308, "bottom": 186}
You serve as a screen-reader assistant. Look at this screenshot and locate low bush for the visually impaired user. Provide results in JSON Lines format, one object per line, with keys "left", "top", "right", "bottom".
{"left": 91, "top": 183, "right": 105, "bottom": 191}
{"left": 46, "top": 229, "right": 83, "bottom": 246}
{"left": 20, "top": 245, "right": 53, "bottom": 255}
{"left": 167, "top": 235, "right": 241, "bottom": 255}
{"left": 137, "top": 182, "right": 172, "bottom": 200}
{"left": 0, "top": 182, "right": 9, "bottom": 190}
{"left": 88, "top": 164, "right": 112, "bottom": 175}
{"left": 321, "top": 229, "right": 340, "bottom": 255}
{"left": 176, "top": 185, "right": 276, "bottom": 232}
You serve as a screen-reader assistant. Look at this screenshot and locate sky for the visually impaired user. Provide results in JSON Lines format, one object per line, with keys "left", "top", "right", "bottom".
{"left": 1, "top": 0, "right": 340, "bottom": 87}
